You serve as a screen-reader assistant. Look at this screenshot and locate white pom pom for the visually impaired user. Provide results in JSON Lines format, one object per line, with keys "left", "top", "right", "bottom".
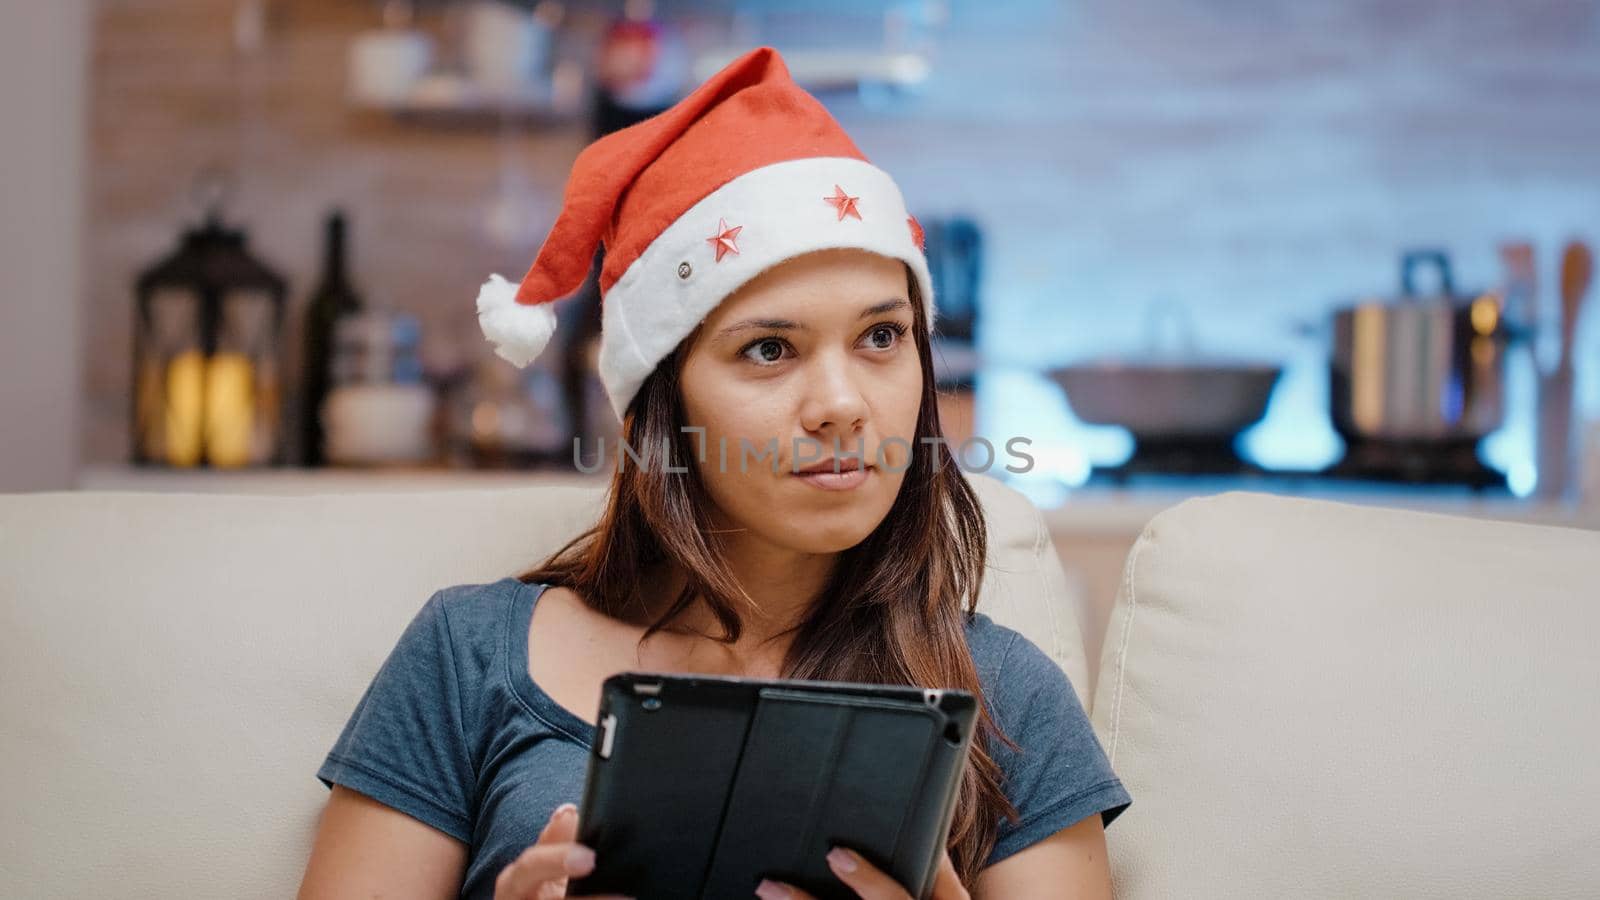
{"left": 475, "top": 273, "right": 558, "bottom": 368}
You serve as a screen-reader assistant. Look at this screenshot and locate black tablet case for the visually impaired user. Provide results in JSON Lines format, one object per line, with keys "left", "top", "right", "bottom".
{"left": 566, "top": 672, "right": 977, "bottom": 900}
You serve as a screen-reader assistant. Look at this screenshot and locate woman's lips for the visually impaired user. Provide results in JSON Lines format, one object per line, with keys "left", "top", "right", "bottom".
{"left": 792, "top": 465, "right": 872, "bottom": 491}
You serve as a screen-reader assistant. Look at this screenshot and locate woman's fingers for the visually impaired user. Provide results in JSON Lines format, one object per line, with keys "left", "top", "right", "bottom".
{"left": 493, "top": 841, "right": 593, "bottom": 899}
{"left": 538, "top": 802, "right": 579, "bottom": 844}
{"left": 754, "top": 847, "right": 917, "bottom": 900}
{"left": 819, "top": 847, "right": 912, "bottom": 900}
{"left": 494, "top": 804, "right": 635, "bottom": 900}
{"left": 760, "top": 847, "right": 969, "bottom": 900}
{"left": 755, "top": 879, "right": 819, "bottom": 900}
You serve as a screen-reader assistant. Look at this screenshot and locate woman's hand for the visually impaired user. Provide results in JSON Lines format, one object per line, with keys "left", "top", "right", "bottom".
{"left": 493, "top": 803, "right": 634, "bottom": 900}
{"left": 754, "top": 846, "right": 970, "bottom": 900}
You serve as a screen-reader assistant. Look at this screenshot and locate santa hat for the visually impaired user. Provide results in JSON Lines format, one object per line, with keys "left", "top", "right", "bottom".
{"left": 475, "top": 45, "right": 936, "bottom": 422}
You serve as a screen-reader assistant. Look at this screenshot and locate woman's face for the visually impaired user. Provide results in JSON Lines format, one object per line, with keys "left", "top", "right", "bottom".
{"left": 678, "top": 248, "right": 923, "bottom": 555}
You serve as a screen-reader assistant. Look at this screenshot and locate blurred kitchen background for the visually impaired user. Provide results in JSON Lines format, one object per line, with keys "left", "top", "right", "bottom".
{"left": 5, "top": 0, "right": 1600, "bottom": 524}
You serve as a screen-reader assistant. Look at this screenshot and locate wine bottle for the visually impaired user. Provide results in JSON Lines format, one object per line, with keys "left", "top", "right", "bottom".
{"left": 299, "top": 210, "right": 364, "bottom": 466}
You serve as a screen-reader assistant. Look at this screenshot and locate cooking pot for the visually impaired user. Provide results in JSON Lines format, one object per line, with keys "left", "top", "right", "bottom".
{"left": 1329, "top": 250, "right": 1515, "bottom": 443}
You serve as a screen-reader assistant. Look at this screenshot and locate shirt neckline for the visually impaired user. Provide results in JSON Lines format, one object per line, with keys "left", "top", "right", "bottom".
{"left": 507, "top": 579, "right": 596, "bottom": 747}
{"left": 505, "top": 578, "right": 999, "bottom": 748}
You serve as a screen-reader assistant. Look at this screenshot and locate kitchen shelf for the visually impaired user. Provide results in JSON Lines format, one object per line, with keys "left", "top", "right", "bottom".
{"left": 689, "top": 48, "right": 932, "bottom": 93}
{"left": 350, "top": 92, "right": 585, "bottom": 130}
{"left": 347, "top": 61, "right": 589, "bottom": 131}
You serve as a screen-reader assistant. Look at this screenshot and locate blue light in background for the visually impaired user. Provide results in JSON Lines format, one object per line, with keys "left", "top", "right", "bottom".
{"left": 976, "top": 367, "right": 1130, "bottom": 492}
{"left": 981, "top": 344, "right": 1545, "bottom": 498}
{"left": 1481, "top": 345, "right": 1541, "bottom": 498}
{"left": 1234, "top": 355, "right": 1343, "bottom": 471}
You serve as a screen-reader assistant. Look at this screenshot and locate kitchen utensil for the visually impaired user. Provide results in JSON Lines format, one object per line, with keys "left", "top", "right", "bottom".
{"left": 1327, "top": 249, "right": 1515, "bottom": 443}
{"left": 1536, "top": 240, "right": 1593, "bottom": 501}
{"left": 1048, "top": 298, "right": 1283, "bottom": 441}
{"left": 1049, "top": 360, "right": 1286, "bottom": 438}
{"left": 1560, "top": 241, "right": 1591, "bottom": 365}
{"left": 346, "top": 2, "right": 434, "bottom": 108}
{"left": 322, "top": 307, "right": 436, "bottom": 466}
{"left": 323, "top": 383, "right": 438, "bottom": 466}
{"left": 1052, "top": 364, "right": 1283, "bottom": 439}
{"left": 463, "top": 0, "right": 554, "bottom": 102}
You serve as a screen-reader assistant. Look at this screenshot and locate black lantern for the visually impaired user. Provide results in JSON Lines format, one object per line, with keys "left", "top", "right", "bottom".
{"left": 131, "top": 175, "right": 289, "bottom": 468}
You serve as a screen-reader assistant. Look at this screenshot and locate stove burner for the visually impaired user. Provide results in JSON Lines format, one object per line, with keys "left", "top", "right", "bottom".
{"left": 1320, "top": 437, "right": 1507, "bottom": 491}
{"left": 1086, "top": 434, "right": 1510, "bottom": 493}
{"left": 1095, "top": 434, "right": 1266, "bottom": 483}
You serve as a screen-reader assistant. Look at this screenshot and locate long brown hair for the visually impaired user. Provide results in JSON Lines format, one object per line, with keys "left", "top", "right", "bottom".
{"left": 517, "top": 265, "right": 1020, "bottom": 883}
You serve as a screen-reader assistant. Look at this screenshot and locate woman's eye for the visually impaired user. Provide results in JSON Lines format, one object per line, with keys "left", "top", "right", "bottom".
{"left": 864, "top": 323, "right": 907, "bottom": 351}
{"left": 740, "top": 338, "right": 789, "bottom": 365}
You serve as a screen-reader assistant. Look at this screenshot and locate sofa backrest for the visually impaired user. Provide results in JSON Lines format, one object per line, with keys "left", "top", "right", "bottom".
{"left": 1092, "top": 490, "right": 1600, "bottom": 898}
{"left": 0, "top": 472, "right": 1085, "bottom": 897}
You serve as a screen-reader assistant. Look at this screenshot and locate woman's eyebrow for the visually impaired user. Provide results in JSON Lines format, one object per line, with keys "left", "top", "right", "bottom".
{"left": 716, "top": 317, "right": 802, "bottom": 338}
{"left": 859, "top": 298, "right": 911, "bottom": 319}
{"left": 715, "top": 299, "right": 911, "bottom": 340}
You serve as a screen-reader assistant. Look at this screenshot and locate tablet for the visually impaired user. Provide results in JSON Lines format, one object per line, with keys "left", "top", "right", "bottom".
{"left": 566, "top": 671, "right": 977, "bottom": 900}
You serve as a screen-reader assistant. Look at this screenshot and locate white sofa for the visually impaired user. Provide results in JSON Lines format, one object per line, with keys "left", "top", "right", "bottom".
{"left": 1, "top": 473, "right": 1595, "bottom": 897}
{"left": 1092, "top": 492, "right": 1600, "bottom": 897}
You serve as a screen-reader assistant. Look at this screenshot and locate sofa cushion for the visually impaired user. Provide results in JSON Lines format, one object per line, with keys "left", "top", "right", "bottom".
{"left": 0, "top": 472, "right": 1084, "bottom": 896}
{"left": 1092, "top": 490, "right": 1600, "bottom": 898}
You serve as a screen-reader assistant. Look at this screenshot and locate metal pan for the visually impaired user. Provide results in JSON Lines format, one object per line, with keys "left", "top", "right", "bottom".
{"left": 1048, "top": 361, "right": 1282, "bottom": 441}
{"left": 1047, "top": 298, "right": 1283, "bottom": 442}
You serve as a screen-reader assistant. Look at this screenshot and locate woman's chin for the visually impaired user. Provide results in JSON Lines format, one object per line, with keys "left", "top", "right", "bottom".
{"left": 775, "top": 504, "right": 894, "bottom": 553}
{"left": 782, "top": 529, "right": 877, "bottom": 555}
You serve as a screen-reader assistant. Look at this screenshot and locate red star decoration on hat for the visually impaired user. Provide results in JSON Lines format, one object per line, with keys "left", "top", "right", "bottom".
{"left": 823, "top": 184, "right": 862, "bottom": 221}
{"left": 705, "top": 217, "right": 742, "bottom": 261}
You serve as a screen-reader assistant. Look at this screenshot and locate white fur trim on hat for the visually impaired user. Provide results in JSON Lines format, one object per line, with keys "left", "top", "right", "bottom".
{"left": 476, "top": 273, "right": 558, "bottom": 368}
{"left": 597, "top": 156, "right": 936, "bottom": 421}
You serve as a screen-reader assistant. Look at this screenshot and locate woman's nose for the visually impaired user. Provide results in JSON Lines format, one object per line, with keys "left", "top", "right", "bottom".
{"left": 799, "top": 354, "right": 868, "bottom": 438}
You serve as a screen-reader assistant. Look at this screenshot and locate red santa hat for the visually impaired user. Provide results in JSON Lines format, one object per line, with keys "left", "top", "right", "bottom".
{"left": 475, "top": 45, "right": 936, "bottom": 422}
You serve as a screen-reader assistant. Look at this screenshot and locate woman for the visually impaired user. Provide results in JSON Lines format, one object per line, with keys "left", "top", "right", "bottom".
{"left": 299, "top": 47, "right": 1129, "bottom": 900}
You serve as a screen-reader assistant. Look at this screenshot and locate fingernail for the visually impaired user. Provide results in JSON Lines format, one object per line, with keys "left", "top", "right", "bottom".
{"left": 755, "top": 879, "right": 792, "bottom": 900}
{"left": 827, "top": 847, "right": 858, "bottom": 873}
{"left": 564, "top": 844, "right": 595, "bottom": 875}
{"left": 557, "top": 803, "right": 578, "bottom": 822}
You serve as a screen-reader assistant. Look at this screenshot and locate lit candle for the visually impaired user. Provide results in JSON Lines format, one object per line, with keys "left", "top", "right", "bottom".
{"left": 163, "top": 350, "right": 206, "bottom": 467}
{"left": 204, "top": 351, "right": 256, "bottom": 468}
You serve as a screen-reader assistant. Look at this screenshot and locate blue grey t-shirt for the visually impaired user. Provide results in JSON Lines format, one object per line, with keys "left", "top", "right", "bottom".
{"left": 317, "top": 577, "right": 1130, "bottom": 897}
